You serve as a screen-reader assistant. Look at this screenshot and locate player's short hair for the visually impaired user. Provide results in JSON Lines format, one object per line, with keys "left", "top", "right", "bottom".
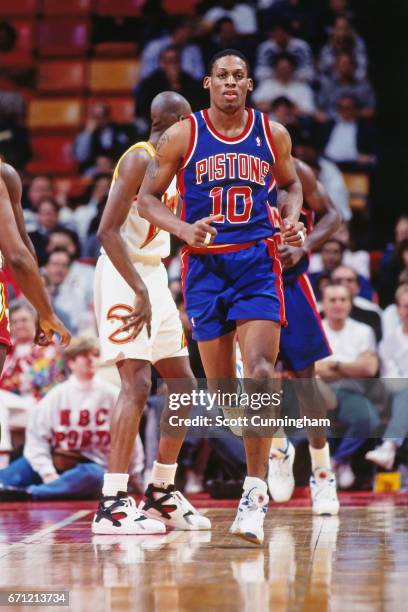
{"left": 395, "top": 283, "right": 408, "bottom": 305}
{"left": 207, "top": 49, "right": 250, "bottom": 76}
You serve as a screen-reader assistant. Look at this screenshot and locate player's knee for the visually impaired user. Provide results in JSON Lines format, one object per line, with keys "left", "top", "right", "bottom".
{"left": 246, "top": 358, "right": 274, "bottom": 380}
{"left": 121, "top": 372, "right": 151, "bottom": 406}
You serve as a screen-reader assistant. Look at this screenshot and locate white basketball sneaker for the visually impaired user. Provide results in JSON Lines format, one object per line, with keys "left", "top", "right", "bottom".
{"left": 365, "top": 441, "right": 397, "bottom": 470}
{"left": 230, "top": 483, "right": 269, "bottom": 545}
{"left": 92, "top": 491, "right": 166, "bottom": 535}
{"left": 310, "top": 468, "right": 340, "bottom": 516}
{"left": 139, "top": 484, "right": 211, "bottom": 530}
{"left": 267, "top": 441, "right": 295, "bottom": 502}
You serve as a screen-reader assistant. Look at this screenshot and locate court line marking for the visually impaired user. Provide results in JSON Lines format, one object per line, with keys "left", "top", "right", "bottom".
{"left": 0, "top": 509, "right": 91, "bottom": 559}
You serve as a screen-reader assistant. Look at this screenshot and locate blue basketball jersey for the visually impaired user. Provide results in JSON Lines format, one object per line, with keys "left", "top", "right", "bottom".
{"left": 177, "top": 108, "right": 278, "bottom": 245}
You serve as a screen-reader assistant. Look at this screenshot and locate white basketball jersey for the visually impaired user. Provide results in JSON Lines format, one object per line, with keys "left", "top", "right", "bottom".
{"left": 110, "top": 141, "right": 178, "bottom": 260}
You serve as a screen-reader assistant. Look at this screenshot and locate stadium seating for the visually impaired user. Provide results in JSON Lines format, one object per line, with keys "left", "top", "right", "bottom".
{"left": 93, "top": 42, "right": 138, "bottom": 58}
{"left": 343, "top": 172, "right": 370, "bottom": 211}
{"left": 0, "top": 0, "right": 37, "bottom": 17}
{"left": 162, "top": 0, "right": 197, "bottom": 14}
{"left": 1, "top": 20, "right": 34, "bottom": 67}
{"left": 37, "top": 61, "right": 87, "bottom": 94}
{"left": 28, "top": 98, "right": 83, "bottom": 130}
{"left": 41, "top": 0, "right": 93, "bottom": 16}
{"left": 95, "top": 0, "right": 143, "bottom": 16}
{"left": 86, "top": 96, "right": 134, "bottom": 122}
{"left": 37, "top": 18, "right": 90, "bottom": 57}
{"left": 89, "top": 59, "right": 140, "bottom": 93}
{"left": 27, "top": 134, "right": 77, "bottom": 175}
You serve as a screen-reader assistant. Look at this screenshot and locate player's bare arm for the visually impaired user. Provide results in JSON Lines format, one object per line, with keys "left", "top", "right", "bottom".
{"left": 2, "top": 162, "right": 37, "bottom": 260}
{"left": 97, "top": 148, "right": 153, "bottom": 337}
{"left": 269, "top": 121, "right": 304, "bottom": 246}
{"left": 0, "top": 177, "right": 70, "bottom": 346}
{"left": 138, "top": 122, "right": 223, "bottom": 247}
{"left": 278, "top": 159, "right": 341, "bottom": 269}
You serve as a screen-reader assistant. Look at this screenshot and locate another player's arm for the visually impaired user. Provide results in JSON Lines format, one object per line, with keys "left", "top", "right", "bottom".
{"left": 269, "top": 121, "right": 303, "bottom": 245}
{"left": 138, "top": 122, "right": 222, "bottom": 247}
{"left": 97, "top": 149, "right": 153, "bottom": 336}
{"left": 0, "top": 178, "right": 70, "bottom": 346}
{"left": 2, "top": 163, "right": 37, "bottom": 260}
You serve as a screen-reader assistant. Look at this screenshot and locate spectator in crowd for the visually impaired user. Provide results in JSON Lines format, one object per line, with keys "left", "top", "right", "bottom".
{"left": 378, "top": 217, "right": 408, "bottom": 307}
{"left": 330, "top": 265, "right": 382, "bottom": 342}
{"left": 72, "top": 102, "right": 138, "bottom": 174}
{"left": 28, "top": 198, "right": 65, "bottom": 266}
{"left": 140, "top": 16, "right": 204, "bottom": 81}
{"left": 203, "top": 0, "right": 258, "bottom": 36}
{"left": 316, "top": 283, "right": 380, "bottom": 488}
{"left": 68, "top": 174, "right": 111, "bottom": 249}
{"left": 315, "top": 0, "right": 355, "bottom": 47}
{"left": 294, "top": 136, "right": 351, "bottom": 221}
{"left": 43, "top": 247, "right": 93, "bottom": 335}
{"left": 365, "top": 284, "right": 408, "bottom": 470}
{"left": 0, "top": 337, "right": 144, "bottom": 500}
{"left": 0, "top": 300, "right": 66, "bottom": 403}
{"left": 254, "top": 18, "right": 314, "bottom": 82}
{"left": 318, "top": 16, "right": 368, "bottom": 81}
{"left": 319, "top": 95, "right": 377, "bottom": 169}
{"left": 257, "top": 0, "right": 317, "bottom": 42}
{"left": 316, "top": 52, "right": 376, "bottom": 121}
{"left": 309, "top": 239, "right": 375, "bottom": 301}
{"left": 252, "top": 53, "right": 315, "bottom": 116}
{"left": 135, "top": 45, "right": 207, "bottom": 127}
{"left": 201, "top": 17, "right": 256, "bottom": 69}
{"left": 23, "top": 175, "right": 54, "bottom": 232}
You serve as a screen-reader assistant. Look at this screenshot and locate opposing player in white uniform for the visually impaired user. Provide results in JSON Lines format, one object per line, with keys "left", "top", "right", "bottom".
{"left": 92, "top": 92, "right": 210, "bottom": 534}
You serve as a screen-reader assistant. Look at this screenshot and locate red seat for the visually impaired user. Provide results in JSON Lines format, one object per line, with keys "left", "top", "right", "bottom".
{"left": 95, "top": 0, "right": 143, "bottom": 16}
{"left": 93, "top": 42, "right": 138, "bottom": 58}
{"left": 28, "top": 98, "right": 83, "bottom": 130}
{"left": 41, "top": 0, "right": 93, "bottom": 15}
{"left": 162, "top": 0, "right": 197, "bottom": 14}
{"left": 0, "top": 20, "right": 34, "bottom": 67}
{"left": 89, "top": 59, "right": 140, "bottom": 92}
{"left": 86, "top": 96, "right": 134, "bottom": 123}
{"left": 37, "top": 18, "right": 90, "bottom": 57}
{"left": 28, "top": 134, "right": 77, "bottom": 175}
{"left": 0, "top": 0, "right": 37, "bottom": 17}
{"left": 37, "top": 60, "right": 87, "bottom": 93}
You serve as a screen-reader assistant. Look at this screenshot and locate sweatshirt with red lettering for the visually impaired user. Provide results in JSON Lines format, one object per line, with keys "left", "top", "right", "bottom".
{"left": 24, "top": 374, "right": 144, "bottom": 480}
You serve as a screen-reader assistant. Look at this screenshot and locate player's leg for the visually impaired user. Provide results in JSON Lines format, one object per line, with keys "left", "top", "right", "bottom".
{"left": 229, "top": 319, "right": 281, "bottom": 545}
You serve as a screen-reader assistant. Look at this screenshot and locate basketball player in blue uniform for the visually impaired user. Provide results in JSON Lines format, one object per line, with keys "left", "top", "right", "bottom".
{"left": 138, "top": 49, "right": 304, "bottom": 544}
{"left": 268, "top": 158, "right": 341, "bottom": 514}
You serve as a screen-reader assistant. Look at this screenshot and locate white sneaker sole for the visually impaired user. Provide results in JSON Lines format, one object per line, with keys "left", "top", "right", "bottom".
{"left": 142, "top": 510, "right": 211, "bottom": 531}
{"left": 92, "top": 520, "right": 166, "bottom": 535}
{"left": 231, "top": 529, "right": 263, "bottom": 545}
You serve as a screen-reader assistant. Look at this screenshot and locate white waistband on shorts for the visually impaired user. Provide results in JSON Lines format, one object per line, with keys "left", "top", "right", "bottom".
{"left": 129, "top": 253, "right": 162, "bottom": 266}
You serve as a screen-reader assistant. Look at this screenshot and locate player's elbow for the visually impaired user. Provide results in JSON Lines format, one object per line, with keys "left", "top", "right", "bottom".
{"left": 7, "top": 246, "right": 32, "bottom": 270}
{"left": 137, "top": 194, "right": 149, "bottom": 220}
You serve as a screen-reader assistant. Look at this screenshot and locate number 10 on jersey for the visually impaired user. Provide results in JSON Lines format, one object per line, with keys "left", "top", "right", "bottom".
{"left": 209, "top": 186, "right": 253, "bottom": 224}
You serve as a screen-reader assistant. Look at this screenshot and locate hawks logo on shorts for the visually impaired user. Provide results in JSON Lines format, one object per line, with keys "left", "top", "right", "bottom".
{"left": 107, "top": 304, "right": 139, "bottom": 345}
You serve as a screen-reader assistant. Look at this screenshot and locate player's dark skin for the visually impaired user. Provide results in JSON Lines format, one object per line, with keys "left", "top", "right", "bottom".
{"left": 97, "top": 92, "right": 196, "bottom": 474}
{"left": 0, "top": 163, "right": 70, "bottom": 373}
{"left": 138, "top": 55, "right": 304, "bottom": 480}
{"left": 276, "top": 159, "right": 341, "bottom": 449}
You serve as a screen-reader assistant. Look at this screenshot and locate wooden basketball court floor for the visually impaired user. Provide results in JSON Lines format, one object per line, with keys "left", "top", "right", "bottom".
{"left": 1, "top": 493, "right": 408, "bottom": 611}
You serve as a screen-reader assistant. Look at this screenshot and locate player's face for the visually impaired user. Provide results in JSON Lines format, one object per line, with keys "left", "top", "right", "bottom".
{"left": 204, "top": 56, "right": 253, "bottom": 113}
{"left": 322, "top": 286, "right": 352, "bottom": 321}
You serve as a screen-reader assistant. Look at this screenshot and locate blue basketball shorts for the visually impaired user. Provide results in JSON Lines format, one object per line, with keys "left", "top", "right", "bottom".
{"left": 279, "top": 273, "right": 332, "bottom": 372}
{"left": 180, "top": 238, "right": 286, "bottom": 342}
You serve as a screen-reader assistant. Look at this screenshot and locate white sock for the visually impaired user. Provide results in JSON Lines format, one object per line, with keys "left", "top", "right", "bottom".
{"left": 244, "top": 476, "right": 267, "bottom": 496}
{"left": 150, "top": 461, "right": 178, "bottom": 489}
{"left": 102, "top": 473, "right": 129, "bottom": 497}
{"left": 271, "top": 436, "right": 288, "bottom": 457}
{"left": 309, "top": 443, "right": 331, "bottom": 472}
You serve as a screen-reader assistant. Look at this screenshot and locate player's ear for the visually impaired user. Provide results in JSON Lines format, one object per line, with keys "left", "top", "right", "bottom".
{"left": 203, "top": 76, "right": 211, "bottom": 89}
{"left": 248, "top": 78, "right": 254, "bottom": 92}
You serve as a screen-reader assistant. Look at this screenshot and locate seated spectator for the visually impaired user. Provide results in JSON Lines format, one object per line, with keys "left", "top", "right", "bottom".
{"left": 318, "top": 16, "right": 368, "bottom": 81}
{"left": 201, "top": 17, "right": 256, "bottom": 69}
{"left": 23, "top": 175, "right": 54, "bottom": 232}
{"left": 267, "top": 96, "right": 313, "bottom": 140}
{"left": 330, "top": 265, "right": 382, "bottom": 341}
{"left": 320, "top": 95, "right": 377, "bottom": 169}
{"left": 43, "top": 248, "right": 93, "bottom": 335}
{"left": 203, "top": 0, "right": 258, "bottom": 36}
{"left": 254, "top": 18, "right": 314, "bottom": 82}
{"left": 252, "top": 53, "right": 315, "bottom": 117}
{"left": 73, "top": 102, "right": 139, "bottom": 174}
{"left": 378, "top": 217, "right": 408, "bottom": 306}
{"left": 0, "top": 300, "right": 66, "bottom": 403}
{"left": 309, "top": 222, "right": 371, "bottom": 278}
{"left": 135, "top": 46, "right": 207, "bottom": 129}
{"left": 317, "top": 52, "right": 376, "bottom": 121}
{"left": 309, "top": 239, "right": 375, "bottom": 301}
{"left": 139, "top": 16, "right": 204, "bottom": 81}
{"left": 0, "top": 337, "right": 143, "bottom": 500}
{"left": 316, "top": 283, "right": 380, "bottom": 488}
{"left": 28, "top": 198, "right": 66, "bottom": 266}
{"left": 257, "top": 0, "right": 317, "bottom": 42}
{"left": 366, "top": 284, "right": 408, "bottom": 470}
{"left": 68, "top": 174, "right": 111, "bottom": 249}
{"left": 294, "top": 135, "right": 351, "bottom": 221}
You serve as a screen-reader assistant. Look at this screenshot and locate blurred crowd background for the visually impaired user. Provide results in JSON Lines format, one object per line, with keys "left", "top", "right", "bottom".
{"left": 0, "top": 0, "right": 408, "bottom": 499}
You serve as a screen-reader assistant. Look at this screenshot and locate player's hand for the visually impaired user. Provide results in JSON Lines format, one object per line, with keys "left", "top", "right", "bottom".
{"left": 281, "top": 219, "right": 306, "bottom": 247}
{"left": 278, "top": 244, "right": 307, "bottom": 270}
{"left": 180, "top": 214, "right": 223, "bottom": 247}
{"left": 38, "top": 313, "right": 71, "bottom": 347}
{"left": 121, "top": 285, "right": 152, "bottom": 338}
